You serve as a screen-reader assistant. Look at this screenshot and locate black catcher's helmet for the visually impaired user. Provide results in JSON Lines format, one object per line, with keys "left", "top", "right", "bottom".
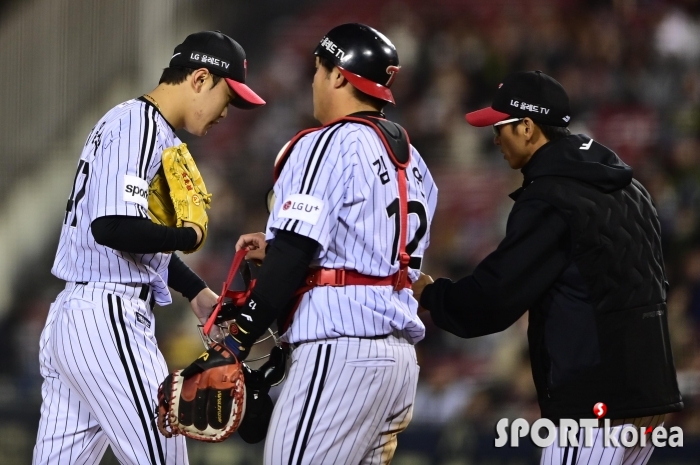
{"left": 314, "top": 23, "right": 400, "bottom": 104}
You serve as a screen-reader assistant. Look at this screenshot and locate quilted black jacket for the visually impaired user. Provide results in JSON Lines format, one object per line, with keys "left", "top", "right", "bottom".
{"left": 422, "top": 134, "right": 683, "bottom": 420}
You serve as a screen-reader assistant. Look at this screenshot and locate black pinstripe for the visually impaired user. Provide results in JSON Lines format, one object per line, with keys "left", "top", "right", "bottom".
{"left": 107, "top": 295, "right": 161, "bottom": 465}
{"left": 114, "top": 296, "right": 165, "bottom": 464}
{"left": 304, "top": 124, "right": 346, "bottom": 195}
{"left": 138, "top": 104, "right": 155, "bottom": 179}
{"left": 282, "top": 126, "right": 332, "bottom": 231}
{"left": 571, "top": 428, "right": 580, "bottom": 465}
{"left": 141, "top": 106, "right": 158, "bottom": 179}
{"left": 286, "top": 123, "right": 346, "bottom": 232}
{"left": 296, "top": 345, "right": 332, "bottom": 465}
{"left": 288, "top": 345, "right": 324, "bottom": 465}
{"left": 68, "top": 304, "right": 140, "bottom": 460}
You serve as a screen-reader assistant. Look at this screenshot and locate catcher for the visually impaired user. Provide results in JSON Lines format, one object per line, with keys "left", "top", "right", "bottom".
{"left": 157, "top": 23, "right": 437, "bottom": 465}
{"left": 33, "top": 31, "right": 264, "bottom": 465}
{"left": 156, "top": 253, "right": 289, "bottom": 445}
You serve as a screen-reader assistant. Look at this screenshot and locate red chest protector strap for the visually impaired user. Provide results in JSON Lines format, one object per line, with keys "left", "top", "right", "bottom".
{"left": 203, "top": 248, "right": 251, "bottom": 335}
{"left": 274, "top": 115, "right": 413, "bottom": 332}
{"left": 274, "top": 114, "right": 412, "bottom": 289}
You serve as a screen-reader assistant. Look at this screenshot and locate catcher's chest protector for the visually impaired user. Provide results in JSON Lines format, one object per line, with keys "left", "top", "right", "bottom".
{"left": 274, "top": 114, "right": 413, "bottom": 288}
{"left": 273, "top": 115, "right": 411, "bottom": 182}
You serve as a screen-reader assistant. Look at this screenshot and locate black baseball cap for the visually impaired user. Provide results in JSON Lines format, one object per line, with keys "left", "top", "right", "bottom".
{"left": 466, "top": 71, "right": 570, "bottom": 127}
{"left": 170, "top": 31, "right": 265, "bottom": 110}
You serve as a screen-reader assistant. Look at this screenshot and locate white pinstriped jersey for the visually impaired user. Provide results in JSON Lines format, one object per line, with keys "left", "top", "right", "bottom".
{"left": 51, "top": 99, "right": 178, "bottom": 304}
{"left": 266, "top": 121, "right": 438, "bottom": 344}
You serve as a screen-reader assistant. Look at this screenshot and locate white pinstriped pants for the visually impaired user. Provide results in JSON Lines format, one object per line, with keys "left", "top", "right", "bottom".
{"left": 32, "top": 282, "right": 187, "bottom": 465}
{"left": 264, "top": 334, "right": 420, "bottom": 465}
{"left": 540, "top": 415, "right": 665, "bottom": 465}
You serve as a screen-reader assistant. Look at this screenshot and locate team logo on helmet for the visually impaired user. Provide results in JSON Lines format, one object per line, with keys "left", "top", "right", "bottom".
{"left": 283, "top": 200, "right": 292, "bottom": 210}
{"left": 386, "top": 65, "right": 401, "bottom": 86}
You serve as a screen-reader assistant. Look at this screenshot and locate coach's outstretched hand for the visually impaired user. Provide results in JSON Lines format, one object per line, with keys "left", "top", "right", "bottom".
{"left": 236, "top": 232, "right": 267, "bottom": 263}
{"left": 412, "top": 272, "right": 434, "bottom": 314}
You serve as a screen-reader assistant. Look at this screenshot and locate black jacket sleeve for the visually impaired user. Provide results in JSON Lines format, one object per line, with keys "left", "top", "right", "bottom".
{"left": 420, "top": 199, "right": 570, "bottom": 338}
{"left": 91, "top": 215, "right": 198, "bottom": 254}
{"left": 233, "top": 230, "right": 320, "bottom": 348}
{"left": 168, "top": 253, "right": 207, "bottom": 301}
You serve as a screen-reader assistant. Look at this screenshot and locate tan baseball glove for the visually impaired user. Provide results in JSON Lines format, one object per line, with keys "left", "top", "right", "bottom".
{"left": 148, "top": 143, "right": 211, "bottom": 253}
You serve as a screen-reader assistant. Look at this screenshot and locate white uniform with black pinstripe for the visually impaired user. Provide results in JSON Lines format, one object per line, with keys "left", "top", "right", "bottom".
{"left": 541, "top": 415, "right": 665, "bottom": 465}
{"left": 263, "top": 121, "right": 437, "bottom": 464}
{"left": 33, "top": 98, "right": 187, "bottom": 465}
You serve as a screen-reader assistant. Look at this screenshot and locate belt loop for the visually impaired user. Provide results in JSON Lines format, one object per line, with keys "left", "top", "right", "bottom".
{"left": 139, "top": 284, "right": 149, "bottom": 301}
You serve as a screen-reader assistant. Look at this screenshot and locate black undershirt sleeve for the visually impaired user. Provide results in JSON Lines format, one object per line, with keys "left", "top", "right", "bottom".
{"left": 233, "top": 230, "right": 320, "bottom": 348}
{"left": 420, "top": 199, "right": 570, "bottom": 338}
{"left": 168, "top": 253, "right": 207, "bottom": 301}
{"left": 91, "top": 215, "right": 198, "bottom": 254}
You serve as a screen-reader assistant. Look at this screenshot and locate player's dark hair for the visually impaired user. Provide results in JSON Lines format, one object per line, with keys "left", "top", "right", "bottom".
{"left": 317, "top": 55, "right": 335, "bottom": 74}
{"left": 535, "top": 123, "right": 571, "bottom": 141}
{"left": 507, "top": 120, "right": 571, "bottom": 141}
{"left": 317, "top": 56, "right": 387, "bottom": 111}
{"left": 159, "top": 67, "right": 223, "bottom": 88}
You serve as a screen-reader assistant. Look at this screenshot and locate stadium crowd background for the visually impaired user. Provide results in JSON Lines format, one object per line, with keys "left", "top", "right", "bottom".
{"left": 1, "top": 0, "right": 699, "bottom": 463}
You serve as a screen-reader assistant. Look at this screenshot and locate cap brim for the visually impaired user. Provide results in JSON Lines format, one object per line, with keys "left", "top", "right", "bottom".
{"left": 225, "top": 78, "right": 266, "bottom": 110}
{"left": 338, "top": 67, "right": 395, "bottom": 105}
{"left": 465, "top": 107, "right": 511, "bottom": 127}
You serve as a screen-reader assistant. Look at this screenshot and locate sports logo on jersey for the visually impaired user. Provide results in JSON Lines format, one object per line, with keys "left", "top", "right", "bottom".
{"left": 122, "top": 175, "right": 149, "bottom": 208}
{"left": 278, "top": 194, "right": 324, "bottom": 225}
{"left": 135, "top": 312, "right": 151, "bottom": 328}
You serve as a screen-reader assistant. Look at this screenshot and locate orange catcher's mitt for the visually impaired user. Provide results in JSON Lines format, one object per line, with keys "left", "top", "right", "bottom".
{"left": 157, "top": 342, "right": 246, "bottom": 442}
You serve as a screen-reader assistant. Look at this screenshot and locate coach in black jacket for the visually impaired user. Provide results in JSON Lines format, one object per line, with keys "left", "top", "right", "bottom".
{"left": 419, "top": 71, "right": 683, "bottom": 423}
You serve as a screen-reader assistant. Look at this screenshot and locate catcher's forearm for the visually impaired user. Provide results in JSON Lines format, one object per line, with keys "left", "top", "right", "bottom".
{"left": 91, "top": 215, "right": 198, "bottom": 253}
{"left": 233, "top": 231, "right": 319, "bottom": 347}
{"left": 168, "top": 253, "right": 207, "bottom": 300}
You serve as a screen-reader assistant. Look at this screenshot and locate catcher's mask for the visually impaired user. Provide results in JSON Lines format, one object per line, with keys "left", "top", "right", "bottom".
{"left": 192, "top": 251, "right": 288, "bottom": 443}
{"left": 199, "top": 256, "right": 285, "bottom": 371}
